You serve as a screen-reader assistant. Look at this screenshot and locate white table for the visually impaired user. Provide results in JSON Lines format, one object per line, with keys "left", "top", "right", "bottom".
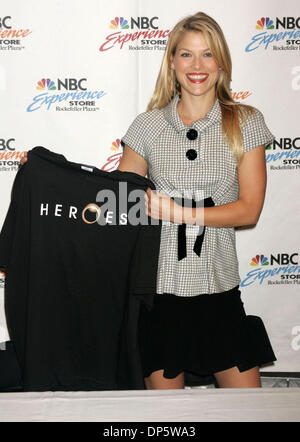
{"left": 0, "top": 388, "right": 299, "bottom": 422}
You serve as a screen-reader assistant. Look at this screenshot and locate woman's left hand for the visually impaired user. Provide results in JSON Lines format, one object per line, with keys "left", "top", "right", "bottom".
{"left": 144, "top": 188, "right": 183, "bottom": 223}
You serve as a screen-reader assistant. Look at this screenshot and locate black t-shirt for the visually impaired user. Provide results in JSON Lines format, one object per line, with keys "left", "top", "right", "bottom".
{"left": 0, "top": 146, "right": 161, "bottom": 391}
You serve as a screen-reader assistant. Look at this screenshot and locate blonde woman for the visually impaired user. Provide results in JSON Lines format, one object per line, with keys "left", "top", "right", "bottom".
{"left": 119, "top": 12, "right": 277, "bottom": 389}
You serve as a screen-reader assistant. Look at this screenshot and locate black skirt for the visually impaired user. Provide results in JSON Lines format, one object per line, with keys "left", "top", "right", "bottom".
{"left": 138, "top": 285, "right": 277, "bottom": 379}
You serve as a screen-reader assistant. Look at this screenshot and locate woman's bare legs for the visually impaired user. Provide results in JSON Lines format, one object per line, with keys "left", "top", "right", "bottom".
{"left": 213, "top": 366, "right": 261, "bottom": 388}
{"left": 144, "top": 366, "right": 261, "bottom": 389}
{"left": 144, "top": 369, "right": 184, "bottom": 389}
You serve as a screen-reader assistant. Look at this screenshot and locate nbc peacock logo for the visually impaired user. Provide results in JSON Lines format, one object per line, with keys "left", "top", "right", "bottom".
{"left": 36, "top": 78, "right": 56, "bottom": 91}
{"left": 256, "top": 17, "right": 275, "bottom": 30}
{"left": 241, "top": 252, "right": 300, "bottom": 287}
{"left": 101, "top": 138, "right": 122, "bottom": 172}
{"left": 27, "top": 77, "right": 105, "bottom": 112}
{"left": 250, "top": 254, "right": 269, "bottom": 266}
{"left": 110, "top": 138, "right": 121, "bottom": 151}
{"left": 109, "top": 17, "right": 129, "bottom": 30}
{"left": 246, "top": 15, "right": 300, "bottom": 52}
{"left": 99, "top": 16, "right": 170, "bottom": 51}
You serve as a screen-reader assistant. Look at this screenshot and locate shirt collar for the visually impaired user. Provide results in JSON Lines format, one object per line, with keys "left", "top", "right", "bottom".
{"left": 162, "top": 93, "right": 222, "bottom": 133}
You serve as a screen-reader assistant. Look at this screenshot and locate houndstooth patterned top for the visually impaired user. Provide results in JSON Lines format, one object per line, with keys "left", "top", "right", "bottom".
{"left": 121, "top": 94, "right": 275, "bottom": 296}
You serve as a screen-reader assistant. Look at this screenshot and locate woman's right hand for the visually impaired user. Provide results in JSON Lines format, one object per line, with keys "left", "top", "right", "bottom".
{"left": 19, "top": 152, "right": 28, "bottom": 167}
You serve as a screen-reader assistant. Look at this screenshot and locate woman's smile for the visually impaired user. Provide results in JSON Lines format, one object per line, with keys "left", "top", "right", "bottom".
{"left": 186, "top": 73, "right": 209, "bottom": 83}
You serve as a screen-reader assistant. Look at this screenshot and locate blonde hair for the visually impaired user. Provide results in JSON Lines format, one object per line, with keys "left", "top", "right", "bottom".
{"left": 147, "top": 11, "right": 255, "bottom": 163}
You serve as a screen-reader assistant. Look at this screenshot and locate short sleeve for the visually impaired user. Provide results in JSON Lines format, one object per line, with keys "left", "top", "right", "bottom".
{"left": 121, "top": 112, "right": 149, "bottom": 161}
{"left": 242, "top": 108, "right": 275, "bottom": 153}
